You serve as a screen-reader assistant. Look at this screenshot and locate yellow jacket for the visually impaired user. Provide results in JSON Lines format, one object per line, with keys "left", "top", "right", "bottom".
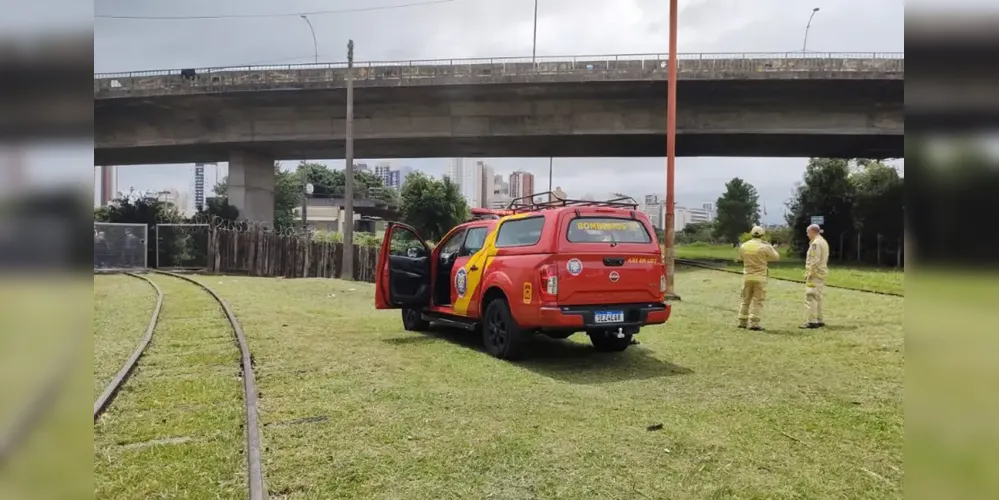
{"left": 805, "top": 235, "right": 830, "bottom": 281}
{"left": 739, "top": 238, "right": 780, "bottom": 281}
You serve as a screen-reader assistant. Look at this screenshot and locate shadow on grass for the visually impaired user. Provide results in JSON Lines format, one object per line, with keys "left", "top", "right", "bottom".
{"left": 384, "top": 327, "right": 694, "bottom": 385}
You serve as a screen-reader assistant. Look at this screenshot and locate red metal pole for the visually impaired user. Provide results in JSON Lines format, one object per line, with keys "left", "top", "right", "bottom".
{"left": 663, "top": 0, "right": 679, "bottom": 299}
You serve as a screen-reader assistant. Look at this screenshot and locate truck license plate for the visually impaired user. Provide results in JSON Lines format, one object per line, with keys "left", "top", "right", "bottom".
{"left": 594, "top": 311, "right": 625, "bottom": 323}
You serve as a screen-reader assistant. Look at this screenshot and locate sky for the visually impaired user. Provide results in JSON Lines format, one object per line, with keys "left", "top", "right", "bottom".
{"left": 92, "top": 0, "right": 906, "bottom": 224}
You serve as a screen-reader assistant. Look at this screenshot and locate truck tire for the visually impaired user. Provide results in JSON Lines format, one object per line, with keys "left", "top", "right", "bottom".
{"left": 401, "top": 307, "right": 429, "bottom": 332}
{"left": 587, "top": 330, "right": 633, "bottom": 352}
{"left": 482, "top": 298, "right": 528, "bottom": 360}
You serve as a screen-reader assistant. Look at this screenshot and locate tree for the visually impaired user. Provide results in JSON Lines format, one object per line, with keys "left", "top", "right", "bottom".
{"left": 399, "top": 172, "right": 468, "bottom": 241}
{"left": 850, "top": 160, "right": 904, "bottom": 263}
{"left": 784, "top": 158, "right": 855, "bottom": 259}
{"left": 713, "top": 178, "right": 761, "bottom": 245}
{"left": 196, "top": 197, "right": 239, "bottom": 223}
{"left": 676, "top": 221, "right": 715, "bottom": 244}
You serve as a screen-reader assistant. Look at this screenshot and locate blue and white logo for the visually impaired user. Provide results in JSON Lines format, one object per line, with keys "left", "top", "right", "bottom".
{"left": 566, "top": 258, "right": 583, "bottom": 276}
{"left": 455, "top": 268, "right": 468, "bottom": 297}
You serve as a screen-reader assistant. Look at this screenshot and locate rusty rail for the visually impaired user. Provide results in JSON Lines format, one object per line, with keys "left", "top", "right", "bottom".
{"left": 93, "top": 272, "right": 164, "bottom": 420}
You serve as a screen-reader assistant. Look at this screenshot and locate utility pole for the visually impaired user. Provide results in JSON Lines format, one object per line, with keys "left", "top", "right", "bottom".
{"left": 547, "top": 157, "right": 553, "bottom": 192}
{"left": 532, "top": 0, "right": 539, "bottom": 63}
{"left": 663, "top": 0, "right": 680, "bottom": 300}
{"left": 342, "top": 39, "right": 356, "bottom": 280}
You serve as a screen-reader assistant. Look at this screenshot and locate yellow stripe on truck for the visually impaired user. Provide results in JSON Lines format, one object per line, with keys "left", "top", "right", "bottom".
{"left": 453, "top": 212, "right": 532, "bottom": 316}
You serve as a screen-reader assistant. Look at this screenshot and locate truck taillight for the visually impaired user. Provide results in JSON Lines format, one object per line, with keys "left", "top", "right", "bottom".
{"left": 539, "top": 264, "right": 558, "bottom": 300}
{"left": 660, "top": 274, "right": 667, "bottom": 294}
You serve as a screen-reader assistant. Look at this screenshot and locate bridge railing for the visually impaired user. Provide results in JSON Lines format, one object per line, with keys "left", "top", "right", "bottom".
{"left": 94, "top": 51, "right": 904, "bottom": 80}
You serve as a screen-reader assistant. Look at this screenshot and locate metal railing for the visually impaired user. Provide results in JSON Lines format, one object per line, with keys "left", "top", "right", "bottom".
{"left": 94, "top": 51, "right": 904, "bottom": 80}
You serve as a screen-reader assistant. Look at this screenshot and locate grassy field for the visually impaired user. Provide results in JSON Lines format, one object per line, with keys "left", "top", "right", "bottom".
{"left": 675, "top": 243, "right": 904, "bottom": 295}
{"left": 1, "top": 277, "right": 91, "bottom": 500}
{"left": 178, "top": 269, "right": 904, "bottom": 499}
{"left": 93, "top": 273, "right": 246, "bottom": 500}
{"left": 93, "top": 274, "right": 158, "bottom": 399}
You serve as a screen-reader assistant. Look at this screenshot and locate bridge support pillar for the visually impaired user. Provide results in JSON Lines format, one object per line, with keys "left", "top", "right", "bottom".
{"left": 228, "top": 150, "right": 274, "bottom": 225}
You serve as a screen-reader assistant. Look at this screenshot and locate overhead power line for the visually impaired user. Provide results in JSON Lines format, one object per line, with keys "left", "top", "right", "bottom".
{"left": 95, "top": 0, "right": 456, "bottom": 20}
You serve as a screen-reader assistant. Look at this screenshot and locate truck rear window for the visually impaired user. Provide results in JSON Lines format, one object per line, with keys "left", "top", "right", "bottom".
{"left": 566, "top": 217, "right": 652, "bottom": 244}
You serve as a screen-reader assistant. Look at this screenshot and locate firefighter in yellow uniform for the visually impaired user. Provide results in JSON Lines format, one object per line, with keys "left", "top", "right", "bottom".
{"left": 737, "top": 226, "right": 780, "bottom": 331}
{"left": 801, "top": 224, "right": 830, "bottom": 329}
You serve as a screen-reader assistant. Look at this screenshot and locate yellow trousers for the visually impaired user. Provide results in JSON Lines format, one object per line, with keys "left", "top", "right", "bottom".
{"left": 738, "top": 279, "right": 767, "bottom": 327}
{"left": 805, "top": 278, "right": 826, "bottom": 323}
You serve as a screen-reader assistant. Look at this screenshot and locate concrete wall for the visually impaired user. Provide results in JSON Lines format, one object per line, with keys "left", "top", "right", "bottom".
{"left": 95, "top": 79, "right": 904, "bottom": 163}
{"left": 94, "top": 56, "right": 903, "bottom": 98}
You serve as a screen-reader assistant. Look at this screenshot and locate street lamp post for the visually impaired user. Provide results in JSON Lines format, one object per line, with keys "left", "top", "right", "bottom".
{"left": 532, "top": 0, "right": 539, "bottom": 63}
{"left": 300, "top": 15, "right": 318, "bottom": 63}
{"left": 802, "top": 7, "right": 820, "bottom": 53}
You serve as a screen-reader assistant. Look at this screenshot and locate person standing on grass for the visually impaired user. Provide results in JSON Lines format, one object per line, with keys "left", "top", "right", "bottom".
{"left": 801, "top": 223, "right": 830, "bottom": 329}
{"left": 737, "top": 226, "right": 780, "bottom": 331}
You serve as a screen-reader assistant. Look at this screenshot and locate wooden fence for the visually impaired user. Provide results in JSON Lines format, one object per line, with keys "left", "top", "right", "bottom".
{"left": 205, "top": 227, "right": 381, "bottom": 282}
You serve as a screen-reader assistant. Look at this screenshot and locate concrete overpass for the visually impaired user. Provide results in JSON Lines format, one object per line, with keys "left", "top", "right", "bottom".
{"left": 94, "top": 52, "right": 904, "bottom": 221}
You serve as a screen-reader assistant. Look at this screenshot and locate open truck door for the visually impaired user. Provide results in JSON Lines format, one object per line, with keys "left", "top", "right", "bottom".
{"left": 375, "top": 223, "right": 432, "bottom": 309}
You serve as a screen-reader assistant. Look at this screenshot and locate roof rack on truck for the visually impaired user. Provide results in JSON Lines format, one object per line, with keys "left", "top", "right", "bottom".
{"left": 505, "top": 191, "right": 640, "bottom": 213}
{"left": 467, "top": 207, "right": 514, "bottom": 221}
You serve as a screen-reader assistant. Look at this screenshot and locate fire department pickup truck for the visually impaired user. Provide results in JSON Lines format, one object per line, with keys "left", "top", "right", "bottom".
{"left": 374, "top": 193, "right": 672, "bottom": 360}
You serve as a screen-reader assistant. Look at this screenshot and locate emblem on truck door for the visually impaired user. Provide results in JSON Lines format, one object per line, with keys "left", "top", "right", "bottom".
{"left": 455, "top": 268, "right": 468, "bottom": 297}
{"left": 567, "top": 258, "right": 583, "bottom": 276}
{"left": 609, "top": 271, "right": 620, "bottom": 283}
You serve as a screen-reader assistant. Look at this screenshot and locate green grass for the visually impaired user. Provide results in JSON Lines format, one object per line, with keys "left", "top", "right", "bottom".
{"left": 93, "top": 274, "right": 158, "bottom": 399}
{"left": 0, "top": 277, "right": 91, "bottom": 500}
{"left": 189, "top": 269, "right": 903, "bottom": 499}
{"left": 93, "top": 273, "right": 246, "bottom": 500}
{"left": 674, "top": 243, "right": 904, "bottom": 295}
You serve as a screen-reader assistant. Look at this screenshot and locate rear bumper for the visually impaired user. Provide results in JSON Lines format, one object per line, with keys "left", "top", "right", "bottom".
{"left": 531, "top": 302, "right": 671, "bottom": 331}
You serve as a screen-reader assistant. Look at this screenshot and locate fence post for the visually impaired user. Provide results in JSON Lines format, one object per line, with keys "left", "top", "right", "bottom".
{"left": 856, "top": 233, "right": 862, "bottom": 262}
{"left": 896, "top": 237, "right": 901, "bottom": 268}
{"left": 877, "top": 234, "right": 883, "bottom": 266}
{"left": 155, "top": 225, "right": 160, "bottom": 269}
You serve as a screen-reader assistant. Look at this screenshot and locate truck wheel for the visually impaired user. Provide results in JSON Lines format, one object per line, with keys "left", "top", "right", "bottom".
{"left": 588, "top": 330, "right": 633, "bottom": 352}
{"left": 482, "top": 299, "right": 527, "bottom": 360}
{"left": 401, "top": 307, "right": 429, "bottom": 332}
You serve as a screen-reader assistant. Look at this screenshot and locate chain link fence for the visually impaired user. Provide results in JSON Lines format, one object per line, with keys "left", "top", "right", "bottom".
{"left": 94, "top": 222, "right": 148, "bottom": 271}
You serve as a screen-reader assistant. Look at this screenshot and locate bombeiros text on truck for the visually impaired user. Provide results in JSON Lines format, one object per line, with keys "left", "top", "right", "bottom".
{"left": 374, "top": 192, "right": 672, "bottom": 360}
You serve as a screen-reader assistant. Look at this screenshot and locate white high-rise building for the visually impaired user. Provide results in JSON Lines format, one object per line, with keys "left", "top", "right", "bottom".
{"left": 478, "top": 161, "right": 495, "bottom": 209}
{"left": 444, "top": 158, "right": 462, "bottom": 185}
{"left": 445, "top": 158, "right": 483, "bottom": 207}
{"left": 642, "top": 194, "right": 664, "bottom": 229}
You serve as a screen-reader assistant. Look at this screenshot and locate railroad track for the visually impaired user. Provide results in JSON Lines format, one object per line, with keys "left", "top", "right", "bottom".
{"left": 93, "top": 270, "right": 266, "bottom": 500}
{"left": 675, "top": 258, "right": 903, "bottom": 297}
{"left": 93, "top": 272, "right": 163, "bottom": 419}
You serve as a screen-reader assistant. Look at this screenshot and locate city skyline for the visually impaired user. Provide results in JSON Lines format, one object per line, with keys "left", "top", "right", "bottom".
{"left": 96, "top": 156, "right": 795, "bottom": 223}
